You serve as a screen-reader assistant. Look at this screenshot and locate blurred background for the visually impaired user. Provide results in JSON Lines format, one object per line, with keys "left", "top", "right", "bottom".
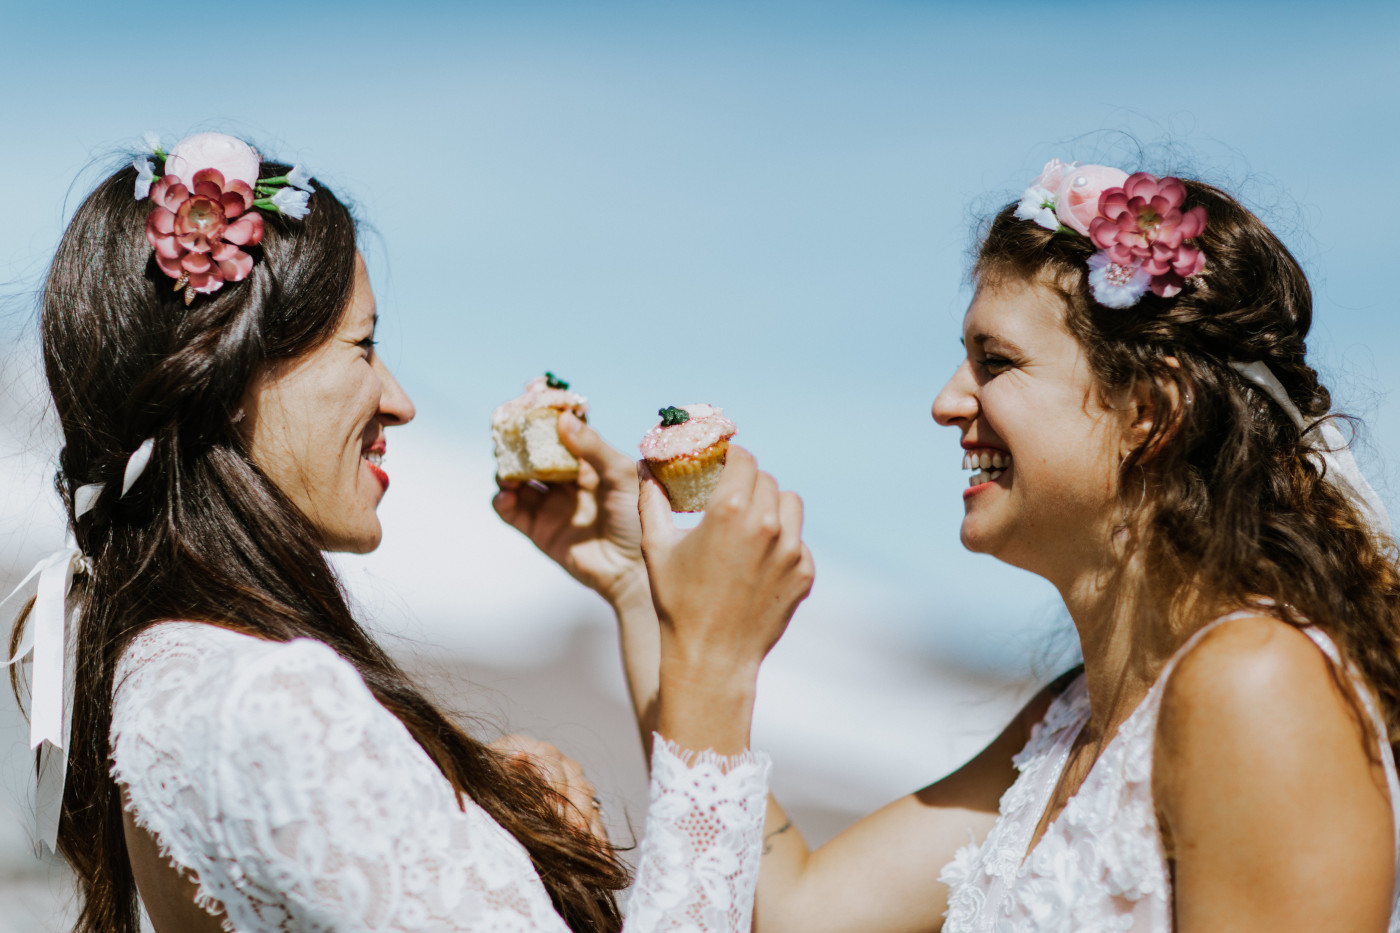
{"left": 1, "top": 0, "right": 1396, "bottom": 927}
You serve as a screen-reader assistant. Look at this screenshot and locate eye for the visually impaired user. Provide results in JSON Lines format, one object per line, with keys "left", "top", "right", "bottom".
{"left": 976, "top": 355, "right": 1013, "bottom": 375}
{"left": 358, "top": 336, "right": 378, "bottom": 354}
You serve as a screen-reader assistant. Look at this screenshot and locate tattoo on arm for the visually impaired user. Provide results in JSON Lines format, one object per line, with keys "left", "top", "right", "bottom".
{"left": 762, "top": 820, "right": 792, "bottom": 855}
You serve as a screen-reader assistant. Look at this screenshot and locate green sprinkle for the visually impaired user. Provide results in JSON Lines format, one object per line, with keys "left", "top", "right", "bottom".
{"left": 659, "top": 406, "right": 690, "bottom": 427}
{"left": 545, "top": 371, "right": 569, "bottom": 390}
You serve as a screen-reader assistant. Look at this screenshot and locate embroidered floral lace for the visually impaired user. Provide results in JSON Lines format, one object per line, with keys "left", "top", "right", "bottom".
{"left": 938, "top": 615, "right": 1400, "bottom": 933}
{"left": 110, "top": 622, "right": 771, "bottom": 932}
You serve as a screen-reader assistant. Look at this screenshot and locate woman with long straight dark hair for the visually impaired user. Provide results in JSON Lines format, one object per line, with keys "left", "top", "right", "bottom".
{"left": 6, "top": 131, "right": 813, "bottom": 933}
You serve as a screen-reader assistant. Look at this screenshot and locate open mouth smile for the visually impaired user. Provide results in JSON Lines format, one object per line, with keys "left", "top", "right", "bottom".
{"left": 961, "top": 447, "right": 1011, "bottom": 487}
{"left": 363, "top": 440, "right": 389, "bottom": 491}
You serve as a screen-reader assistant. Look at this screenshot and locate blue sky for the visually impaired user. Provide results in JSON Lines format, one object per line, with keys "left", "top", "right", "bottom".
{"left": 2, "top": 0, "right": 1398, "bottom": 673}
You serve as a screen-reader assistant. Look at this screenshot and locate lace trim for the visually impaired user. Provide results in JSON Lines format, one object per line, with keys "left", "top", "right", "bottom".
{"left": 939, "top": 614, "right": 1400, "bottom": 932}
{"left": 111, "top": 622, "right": 774, "bottom": 933}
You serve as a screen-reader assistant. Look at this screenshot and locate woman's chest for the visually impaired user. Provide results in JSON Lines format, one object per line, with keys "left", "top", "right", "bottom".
{"left": 939, "top": 679, "right": 1172, "bottom": 933}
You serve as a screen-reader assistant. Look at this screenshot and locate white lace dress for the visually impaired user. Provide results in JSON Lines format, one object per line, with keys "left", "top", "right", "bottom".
{"left": 938, "top": 614, "right": 1400, "bottom": 933}
{"left": 109, "top": 621, "right": 771, "bottom": 933}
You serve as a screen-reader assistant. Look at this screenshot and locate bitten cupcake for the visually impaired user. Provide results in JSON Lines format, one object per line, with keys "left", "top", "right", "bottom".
{"left": 492, "top": 373, "right": 589, "bottom": 483}
{"left": 640, "top": 404, "right": 737, "bottom": 512}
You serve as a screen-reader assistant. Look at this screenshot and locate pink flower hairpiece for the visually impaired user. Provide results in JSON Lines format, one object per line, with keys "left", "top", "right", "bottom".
{"left": 133, "top": 133, "right": 315, "bottom": 305}
{"left": 1015, "top": 160, "right": 1207, "bottom": 309}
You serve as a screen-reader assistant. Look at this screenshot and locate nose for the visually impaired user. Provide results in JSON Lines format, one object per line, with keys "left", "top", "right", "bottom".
{"left": 375, "top": 356, "right": 416, "bottom": 426}
{"left": 932, "top": 360, "right": 978, "bottom": 427}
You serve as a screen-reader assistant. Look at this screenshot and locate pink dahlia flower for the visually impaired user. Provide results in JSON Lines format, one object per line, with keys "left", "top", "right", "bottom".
{"left": 145, "top": 169, "right": 265, "bottom": 302}
{"left": 1089, "top": 173, "right": 1207, "bottom": 298}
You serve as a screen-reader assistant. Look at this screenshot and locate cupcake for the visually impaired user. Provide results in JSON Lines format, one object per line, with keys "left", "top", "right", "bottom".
{"left": 492, "top": 373, "right": 589, "bottom": 483}
{"left": 640, "top": 404, "right": 737, "bottom": 512}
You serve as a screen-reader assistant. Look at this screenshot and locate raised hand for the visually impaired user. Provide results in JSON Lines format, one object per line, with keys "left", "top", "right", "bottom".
{"left": 493, "top": 412, "right": 647, "bottom": 608}
{"left": 490, "top": 734, "right": 608, "bottom": 844}
{"left": 638, "top": 446, "right": 814, "bottom": 754}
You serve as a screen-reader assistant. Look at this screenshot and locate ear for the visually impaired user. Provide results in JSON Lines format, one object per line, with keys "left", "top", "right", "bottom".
{"left": 1121, "top": 357, "right": 1183, "bottom": 462}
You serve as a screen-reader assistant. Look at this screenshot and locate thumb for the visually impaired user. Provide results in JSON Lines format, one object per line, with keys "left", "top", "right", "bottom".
{"left": 558, "top": 411, "right": 635, "bottom": 486}
{"left": 636, "top": 461, "right": 678, "bottom": 553}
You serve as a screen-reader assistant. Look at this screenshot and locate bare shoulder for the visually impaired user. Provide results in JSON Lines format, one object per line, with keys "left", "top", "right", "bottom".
{"left": 1157, "top": 614, "right": 1379, "bottom": 779}
{"left": 1155, "top": 615, "right": 1395, "bottom": 931}
{"left": 1159, "top": 615, "right": 1340, "bottom": 728}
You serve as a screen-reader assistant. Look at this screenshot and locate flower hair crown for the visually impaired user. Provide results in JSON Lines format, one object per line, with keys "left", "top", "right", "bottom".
{"left": 134, "top": 132, "right": 315, "bottom": 305}
{"left": 1014, "top": 159, "right": 1206, "bottom": 309}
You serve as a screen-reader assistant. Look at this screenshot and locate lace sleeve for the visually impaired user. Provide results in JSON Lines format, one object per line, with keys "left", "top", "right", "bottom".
{"left": 111, "top": 627, "right": 772, "bottom": 933}
{"left": 624, "top": 739, "right": 772, "bottom": 933}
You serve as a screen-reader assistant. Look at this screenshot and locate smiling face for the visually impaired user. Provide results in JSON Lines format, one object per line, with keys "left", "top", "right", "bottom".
{"left": 242, "top": 254, "right": 415, "bottom": 553}
{"left": 932, "top": 276, "right": 1132, "bottom": 581}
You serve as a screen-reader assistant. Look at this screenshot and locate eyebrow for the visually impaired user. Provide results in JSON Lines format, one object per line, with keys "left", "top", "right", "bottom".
{"left": 963, "top": 332, "right": 1024, "bottom": 354}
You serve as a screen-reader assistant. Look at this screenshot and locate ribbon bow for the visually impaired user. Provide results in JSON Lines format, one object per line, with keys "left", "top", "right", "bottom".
{"left": 2, "top": 437, "right": 154, "bottom": 854}
{"left": 1231, "top": 361, "right": 1392, "bottom": 538}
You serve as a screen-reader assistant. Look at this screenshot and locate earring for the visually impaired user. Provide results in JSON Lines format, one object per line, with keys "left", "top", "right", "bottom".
{"left": 230, "top": 408, "right": 246, "bottom": 424}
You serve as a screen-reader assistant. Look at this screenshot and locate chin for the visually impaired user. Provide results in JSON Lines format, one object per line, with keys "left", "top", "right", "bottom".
{"left": 323, "top": 521, "right": 384, "bottom": 554}
{"left": 958, "top": 518, "right": 999, "bottom": 555}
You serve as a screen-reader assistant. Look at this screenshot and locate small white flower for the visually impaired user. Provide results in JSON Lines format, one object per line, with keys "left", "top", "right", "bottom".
{"left": 1086, "top": 250, "right": 1150, "bottom": 309}
{"left": 142, "top": 131, "right": 161, "bottom": 153}
{"left": 133, "top": 158, "right": 156, "bottom": 200}
{"left": 286, "top": 163, "right": 315, "bottom": 193}
{"left": 270, "top": 186, "right": 311, "bottom": 220}
{"left": 1014, "top": 185, "right": 1058, "bottom": 231}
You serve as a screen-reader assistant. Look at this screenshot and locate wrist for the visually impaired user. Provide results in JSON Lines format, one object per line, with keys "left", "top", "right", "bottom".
{"left": 658, "top": 649, "right": 760, "bottom": 703}
{"left": 607, "top": 571, "right": 656, "bottom": 620}
{"left": 655, "top": 663, "right": 758, "bottom": 757}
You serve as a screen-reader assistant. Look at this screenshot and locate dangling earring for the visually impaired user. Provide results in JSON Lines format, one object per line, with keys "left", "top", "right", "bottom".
{"left": 230, "top": 408, "right": 246, "bottom": 425}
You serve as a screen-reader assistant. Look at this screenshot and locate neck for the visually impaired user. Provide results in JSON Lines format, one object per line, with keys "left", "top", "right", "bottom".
{"left": 1051, "top": 530, "right": 1210, "bottom": 740}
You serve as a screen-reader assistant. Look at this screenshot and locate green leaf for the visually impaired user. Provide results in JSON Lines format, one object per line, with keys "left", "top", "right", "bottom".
{"left": 545, "top": 371, "right": 569, "bottom": 390}
{"left": 658, "top": 406, "right": 690, "bottom": 427}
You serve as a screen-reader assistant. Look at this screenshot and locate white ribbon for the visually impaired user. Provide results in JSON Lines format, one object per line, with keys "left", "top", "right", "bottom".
{"left": 3, "top": 439, "right": 152, "bottom": 855}
{"left": 1231, "top": 361, "right": 1392, "bottom": 538}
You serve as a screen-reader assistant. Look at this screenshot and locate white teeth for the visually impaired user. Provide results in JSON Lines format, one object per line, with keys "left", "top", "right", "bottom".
{"left": 967, "top": 468, "right": 1006, "bottom": 487}
{"left": 961, "top": 449, "right": 1012, "bottom": 473}
{"left": 365, "top": 451, "right": 384, "bottom": 468}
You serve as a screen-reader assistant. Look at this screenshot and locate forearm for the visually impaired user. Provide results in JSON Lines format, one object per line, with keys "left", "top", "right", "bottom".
{"left": 610, "top": 578, "right": 661, "bottom": 759}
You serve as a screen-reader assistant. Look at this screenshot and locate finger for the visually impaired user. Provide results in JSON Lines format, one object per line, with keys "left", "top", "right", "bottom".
{"left": 777, "top": 490, "right": 805, "bottom": 558}
{"left": 637, "top": 461, "right": 680, "bottom": 552}
{"left": 751, "top": 471, "right": 781, "bottom": 535}
{"left": 589, "top": 817, "right": 608, "bottom": 844}
{"left": 707, "top": 445, "right": 759, "bottom": 514}
{"left": 587, "top": 797, "right": 609, "bottom": 844}
{"left": 796, "top": 543, "right": 816, "bottom": 597}
{"left": 558, "top": 412, "right": 637, "bottom": 489}
{"left": 493, "top": 490, "right": 532, "bottom": 534}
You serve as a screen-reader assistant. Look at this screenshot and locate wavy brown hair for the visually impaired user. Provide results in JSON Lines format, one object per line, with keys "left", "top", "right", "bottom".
{"left": 975, "top": 178, "right": 1400, "bottom": 755}
{"left": 13, "top": 157, "right": 627, "bottom": 932}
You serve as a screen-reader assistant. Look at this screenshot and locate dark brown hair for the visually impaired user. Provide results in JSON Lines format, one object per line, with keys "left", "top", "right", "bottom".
{"left": 15, "top": 157, "right": 627, "bottom": 932}
{"left": 975, "top": 178, "right": 1400, "bottom": 754}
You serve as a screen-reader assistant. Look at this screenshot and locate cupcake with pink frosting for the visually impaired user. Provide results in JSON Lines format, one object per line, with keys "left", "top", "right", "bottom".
{"left": 492, "top": 373, "right": 589, "bottom": 483}
{"left": 640, "top": 404, "right": 737, "bottom": 512}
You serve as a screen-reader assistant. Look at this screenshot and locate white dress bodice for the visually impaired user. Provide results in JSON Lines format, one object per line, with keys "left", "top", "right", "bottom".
{"left": 109, "top": 621, "right": 771, "bottom": 933}
{"left": 938, "top": 615, "right": 1400, "bottom": 933}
